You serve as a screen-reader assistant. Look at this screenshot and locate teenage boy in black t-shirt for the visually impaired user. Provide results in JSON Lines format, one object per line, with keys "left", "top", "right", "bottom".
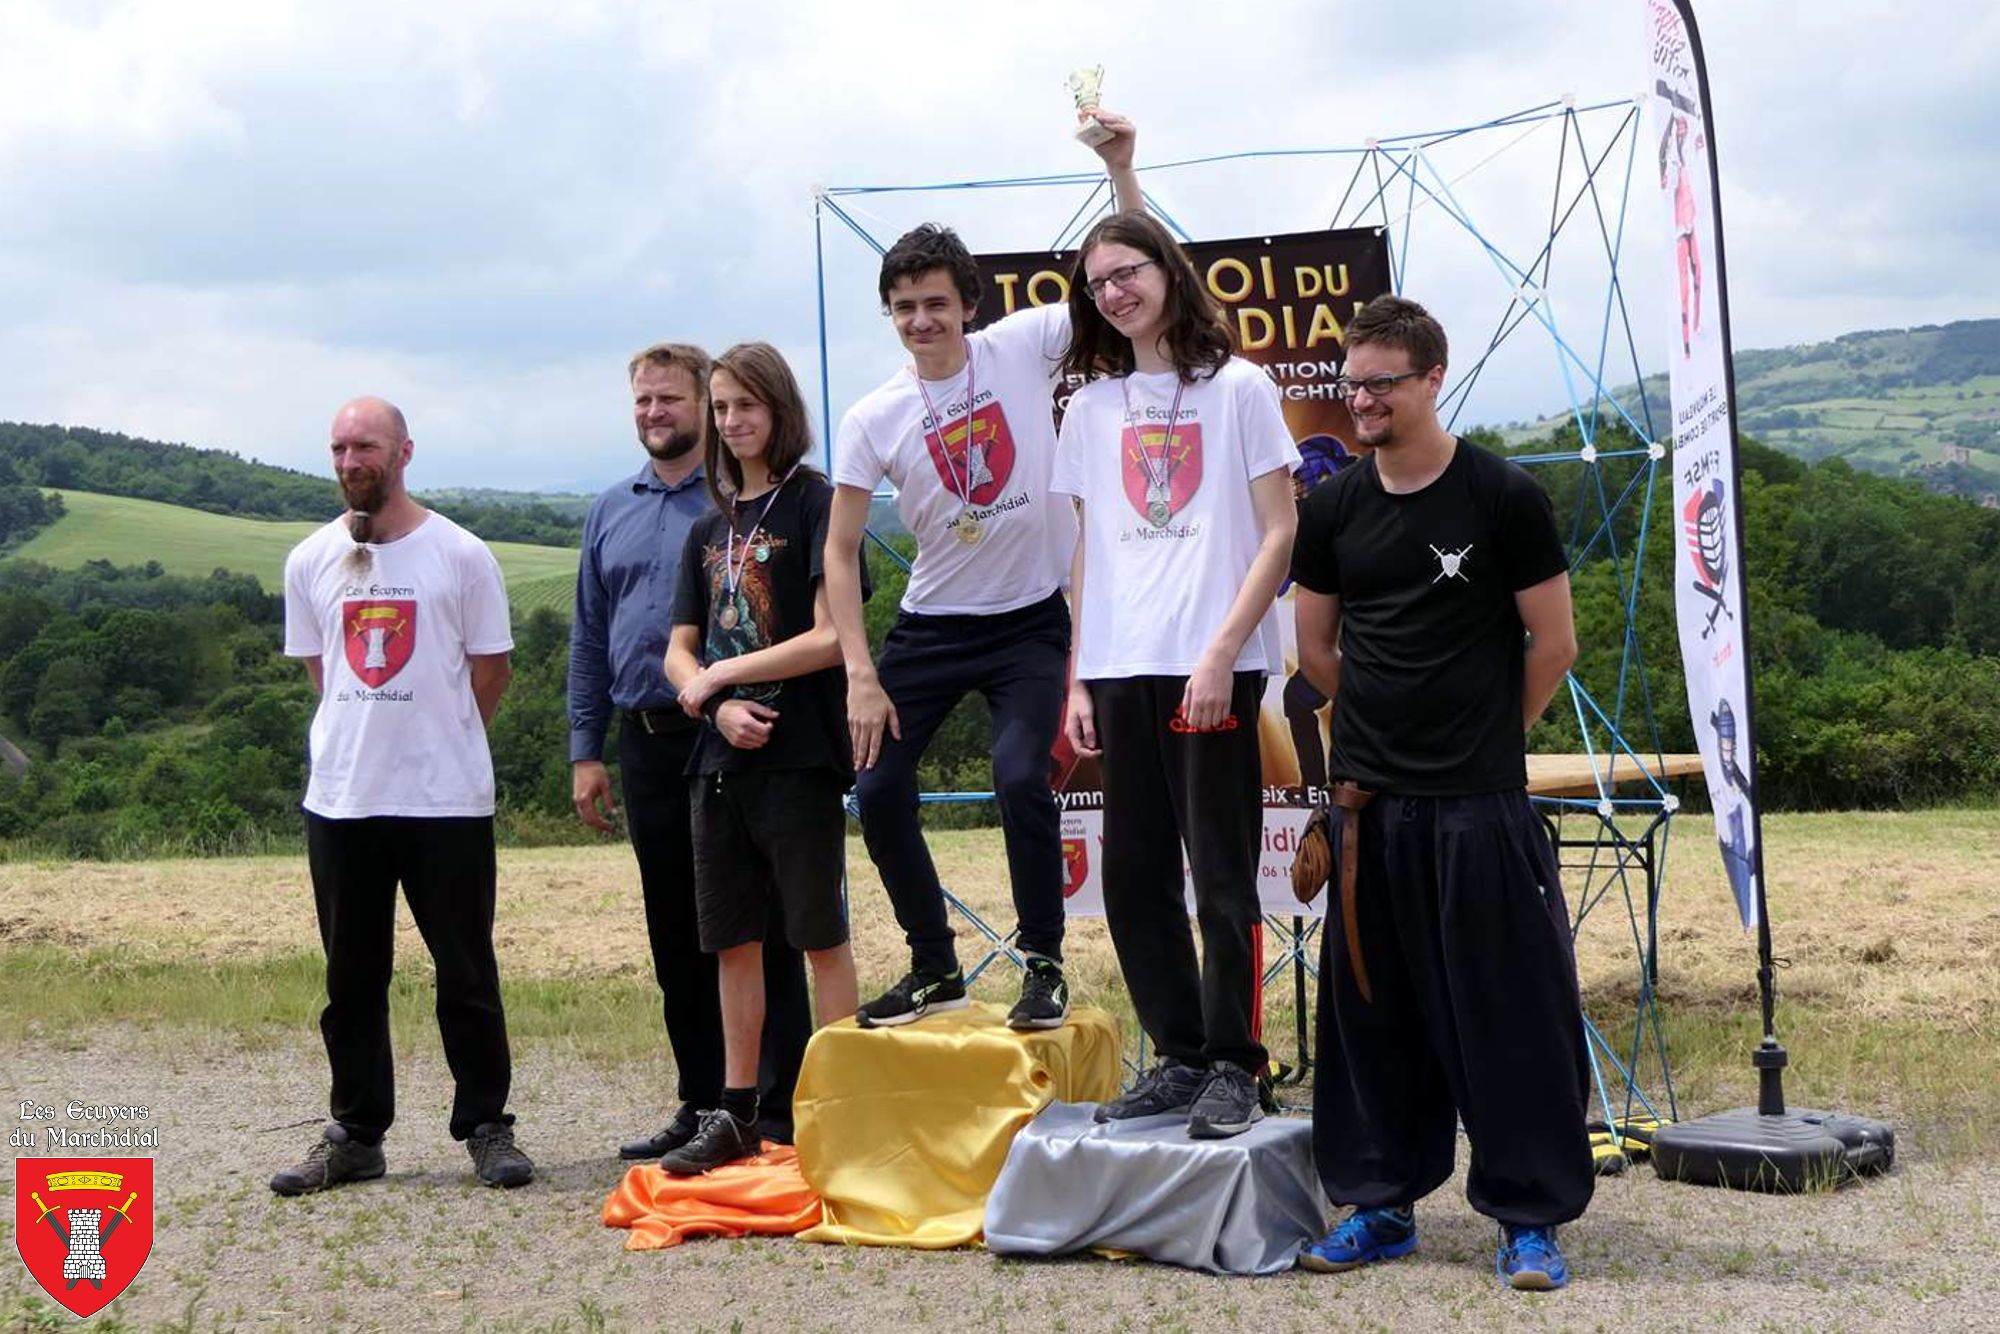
{"left": 662, "top": 343, "right": 865, "bottom": 1174}
{"left": 1288, "top": 296, "right": 1594, "bottom": 1291}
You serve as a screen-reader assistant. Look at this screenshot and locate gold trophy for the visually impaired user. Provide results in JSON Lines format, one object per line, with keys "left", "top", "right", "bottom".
{"left": 1068, "top": 65, "right": 1114, "bottom": 147}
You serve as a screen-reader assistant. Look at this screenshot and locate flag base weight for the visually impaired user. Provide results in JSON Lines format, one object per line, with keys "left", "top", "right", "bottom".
{"left": 1651, "top": 1107, "right": 1894, "bottom": 1192}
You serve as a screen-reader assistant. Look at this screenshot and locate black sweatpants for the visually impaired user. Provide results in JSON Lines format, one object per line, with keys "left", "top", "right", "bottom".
{"left": 1311, "top": 791, "right": 1596, "bottom": 1227}
{"left": 619, "top": 723, "right": 812, "bottom": 1135}
{"left": 1090, "top": 672, "right": 1268, "bottom": 1073}
{"left": 854, "top": 591, "right": 1070, "bottom": 975}
{"left": 305, "top": 813, "right": 511, "bottom": 1144}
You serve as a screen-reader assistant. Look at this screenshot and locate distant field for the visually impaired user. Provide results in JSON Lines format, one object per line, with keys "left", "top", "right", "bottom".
{"left": 1496, "top": 326, "right": 2000, "bottom": 496}
{"left": 13, "top": 489, "right": 578, "bottom": 601}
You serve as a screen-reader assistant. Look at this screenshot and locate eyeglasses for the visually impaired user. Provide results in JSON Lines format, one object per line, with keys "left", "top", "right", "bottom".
{"left": 1332, "top": 370, "right": 1427, "bottom": 400}
{"left": 1084, "top": 259, "right": 1158, "bottom": 302}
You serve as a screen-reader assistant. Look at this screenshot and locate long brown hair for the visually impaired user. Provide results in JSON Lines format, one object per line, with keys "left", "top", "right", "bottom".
{"left": 1060, "top": 213, "right": 1232, "bottom": 384}
{"left": 703, "top": 342, "right": 822, "bottom": 515}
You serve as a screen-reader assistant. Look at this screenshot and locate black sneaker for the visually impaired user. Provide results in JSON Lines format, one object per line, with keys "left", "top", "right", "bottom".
{"left": 658, "top": 1109, "right": 761, "bottom": 1176}
{"left": 269, "top": 1124, "right": 386, "bottom": 1197}
{"left": 1188, "top": 1060, "right": 1265, "bottom": 1139}
{"left": 618, "top": 1102, "right": 702, "bottom": 1160}
{"left": 855, "top": 967, "right": 969, "bottom": 1029}
{"left": 1007, "top": 958, "right": 1070, "bottom": 1031}
{"left": 1094, "top": 1057, "right": 1207, "bottom": 1123}
{"left": 467, "top": 1121, "right": 535, "bottom": 1188}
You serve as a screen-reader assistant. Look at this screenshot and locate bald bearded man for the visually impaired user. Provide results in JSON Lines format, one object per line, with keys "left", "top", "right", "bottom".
{"left": 272, "top": 397, "right": 536, "bottom": 1195}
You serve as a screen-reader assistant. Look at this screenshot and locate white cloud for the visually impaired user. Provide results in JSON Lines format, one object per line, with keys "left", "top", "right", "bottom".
{"left": 0, "top": 0, "right": 1990, "bottom": 489}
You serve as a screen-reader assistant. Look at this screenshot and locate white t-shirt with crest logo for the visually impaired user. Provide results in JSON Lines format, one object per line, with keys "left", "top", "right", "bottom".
{"left": 834, "top": 303, "right": 1077, "bottom": 615}
{"left": 1050, "top": 357, "right": 1301, "bottom": 680}
{"left": 283, "top": 513, "right": 514, "bottom": 818}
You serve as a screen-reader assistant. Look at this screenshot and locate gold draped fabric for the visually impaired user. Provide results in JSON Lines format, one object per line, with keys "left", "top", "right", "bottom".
{"left": 795, "top": 1003, "right": 1123, "bottom": 1248}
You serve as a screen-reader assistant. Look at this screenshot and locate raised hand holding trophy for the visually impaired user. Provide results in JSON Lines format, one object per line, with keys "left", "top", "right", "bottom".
{"left": 1068, "top": 65, "right": 1114, "bottom": 147}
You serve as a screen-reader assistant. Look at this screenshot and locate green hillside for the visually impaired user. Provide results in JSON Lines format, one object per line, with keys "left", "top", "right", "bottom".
{"left": 14, "top": 490, "right": 577, "bottom": 603}
{"left": 1500, "top": 318, "right": 2000, "bottom": 500}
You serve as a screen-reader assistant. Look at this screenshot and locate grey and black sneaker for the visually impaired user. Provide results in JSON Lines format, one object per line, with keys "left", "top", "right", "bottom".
{"left": 467, "top": 1121, "right": 535, "bottom": 1188}
{"left": 269, "top": 1124, "right": 386, "bottom": 1197}
{"left": 1094, "top": 1057, "right": 1207, "bottom": 1123}
{"left": 1188, "top": 1060, "right": 1265, "bottom": 1139}
{"left": 658, "top": 1109, "right": 761, "bottom": 1176}
{"left": 1006, "top": 958, "right": 1070, "bottom": 1031}
{"left": 855, "top": 967, "right": 969, "bottom": 1029}
{"left": 618, "top": 1102, "right": 702, "bottom": 1160}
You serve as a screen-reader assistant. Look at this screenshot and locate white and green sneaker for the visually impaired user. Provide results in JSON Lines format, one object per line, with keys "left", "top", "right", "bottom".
{"left": 1007, "top": 958, "right": 1070, "bottom": 1030}
{"left": 856, "top": 967, "right": 969, "bottom": 1029}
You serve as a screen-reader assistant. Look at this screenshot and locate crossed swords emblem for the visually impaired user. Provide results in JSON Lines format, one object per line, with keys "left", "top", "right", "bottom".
{"left": 30, "top": 1189, "right": 138, "bottom": 1291}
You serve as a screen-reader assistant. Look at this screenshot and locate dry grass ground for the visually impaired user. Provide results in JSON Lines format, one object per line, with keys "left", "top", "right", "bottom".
{"left": 2, "top": 809, "right": 1997, "bottom": 1331}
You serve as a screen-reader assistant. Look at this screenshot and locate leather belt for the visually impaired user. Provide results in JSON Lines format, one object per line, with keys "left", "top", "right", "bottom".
{"left": 1326, "top": 782, "right": 1377, "bottom": 1003}
{"left": 626, "top": 706, "right": 698, "bottom": 737}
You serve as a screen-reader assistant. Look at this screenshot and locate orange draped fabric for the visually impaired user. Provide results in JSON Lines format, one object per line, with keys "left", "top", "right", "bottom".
{"left": 600, "top": 1144, "right": 823, "bottom": 1251}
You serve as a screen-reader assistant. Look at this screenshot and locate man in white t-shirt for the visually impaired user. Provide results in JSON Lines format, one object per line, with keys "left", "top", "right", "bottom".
{"left": 824, "top": 112, "right": 1142, "bottom": 1032}
{"left": 270, "top": 396, "right": 534, "bottom": 1196}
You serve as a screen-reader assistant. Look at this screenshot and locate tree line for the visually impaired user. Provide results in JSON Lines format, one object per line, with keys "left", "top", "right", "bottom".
{"left": 0, "top": 422, "right": 583, "bottom": 546}
{"left": 2, "top": 430, "right": 1998, "bottom": 858}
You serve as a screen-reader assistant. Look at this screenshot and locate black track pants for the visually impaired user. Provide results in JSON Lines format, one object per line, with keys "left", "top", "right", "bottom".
{"left": 1090, "top": 672, "right": 1268, "bottom": 1073}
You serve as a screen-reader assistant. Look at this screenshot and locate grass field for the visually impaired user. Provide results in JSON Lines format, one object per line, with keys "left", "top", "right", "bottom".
{"left": 1498, "top": 349, "right": 2000, "bottom": 495}
{"left": 13, "top": 490, "right": 578, "bottom": 595}
{"left": 1, "top": 810, "right": 1995, "bottom": 1330}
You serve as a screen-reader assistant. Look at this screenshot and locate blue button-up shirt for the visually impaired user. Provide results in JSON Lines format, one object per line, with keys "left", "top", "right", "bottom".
{"left": 567, "top": 461, "right": 715, "bottom": 762}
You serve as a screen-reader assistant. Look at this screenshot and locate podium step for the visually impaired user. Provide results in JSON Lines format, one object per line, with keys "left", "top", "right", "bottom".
{"left": 986, "top": 1101, "right": 1328, "bottom": 1275}
{"left": 793, "top": 1003, "right": 1123, "bottom": 1248}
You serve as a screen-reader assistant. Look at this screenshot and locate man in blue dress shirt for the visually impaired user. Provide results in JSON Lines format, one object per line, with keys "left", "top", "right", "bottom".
{"left": 569, "top": 341, "right": 813, "bottom": 1158}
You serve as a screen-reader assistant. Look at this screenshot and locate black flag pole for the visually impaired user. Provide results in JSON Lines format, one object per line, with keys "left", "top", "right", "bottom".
{"left": 1644, "top": 0, "right": 1893, "bottom": 1192}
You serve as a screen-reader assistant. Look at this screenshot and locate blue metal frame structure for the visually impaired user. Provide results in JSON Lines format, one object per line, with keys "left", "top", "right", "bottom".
{"left": 813, "top": 98, "right": 1684, "bottom": 1138}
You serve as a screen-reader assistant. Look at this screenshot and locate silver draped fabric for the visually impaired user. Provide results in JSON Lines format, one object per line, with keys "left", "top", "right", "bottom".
{"left": 983, "top": 1102, "right": 1328, "bottom": 1275}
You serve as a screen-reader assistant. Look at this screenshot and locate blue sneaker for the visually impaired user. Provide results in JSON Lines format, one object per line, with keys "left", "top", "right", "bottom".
{"left": 1497, "top": 1224, "right": 1569, "bottom": 1290}
{"left": 1297, "top": 1206, "right": 1418, "bottom": 1273}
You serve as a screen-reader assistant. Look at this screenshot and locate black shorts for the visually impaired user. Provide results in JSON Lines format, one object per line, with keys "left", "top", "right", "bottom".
{"left": 690, "top": 767, "right": 849, "bottom": 952}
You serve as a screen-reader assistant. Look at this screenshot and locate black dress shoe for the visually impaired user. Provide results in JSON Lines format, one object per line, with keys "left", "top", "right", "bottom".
{"left": 618, "top": 1102, "right": 702, "bottom": 1160}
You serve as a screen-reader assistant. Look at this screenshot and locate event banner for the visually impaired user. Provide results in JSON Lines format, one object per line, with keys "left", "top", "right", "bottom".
{"left": 973, "top": 228, "right": 1393, "bottom": 917}
{"left": 1647, "top": 0, "right": 1763, "bottom": 928}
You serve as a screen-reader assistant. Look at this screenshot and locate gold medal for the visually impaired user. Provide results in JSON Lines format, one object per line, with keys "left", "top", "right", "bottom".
{"left": 955, "top": 515, "right": 983, "bottom": 546}
{"left": 718, "top": 601, "right": 739, "bottom": 631}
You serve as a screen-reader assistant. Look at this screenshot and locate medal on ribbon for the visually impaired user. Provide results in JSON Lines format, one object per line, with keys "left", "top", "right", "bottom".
{"left": 1120, "top": 374, "right": 1191, "bottom": 529}
{"left": 915, "top": 348, "right": 986, "bottom": 547}
{"left": 719, "top": 465, "right": 798, "bottom": 636}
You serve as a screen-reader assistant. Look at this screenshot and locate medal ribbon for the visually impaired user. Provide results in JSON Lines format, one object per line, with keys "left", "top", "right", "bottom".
{"left": 912, "top": 345, "right": 981, "bottom": 515}
{"left": 1119, "top": 373, "right": 1190, "bottom": 512}
{"left": 723, "top": 462, "right": 800, "bottom": 610}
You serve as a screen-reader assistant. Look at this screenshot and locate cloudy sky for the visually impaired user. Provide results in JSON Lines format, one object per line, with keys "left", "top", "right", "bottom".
{"left": 1, "top": 1, "right": 1991, "bottom": 492}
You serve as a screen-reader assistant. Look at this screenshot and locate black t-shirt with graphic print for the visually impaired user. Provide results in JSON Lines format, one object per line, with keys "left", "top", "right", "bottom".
{"left": 1289, "top": 437, "right": 1568, "bottom": 795}
{"left": 671, "top": 471, "right": 865, "bottom": 780}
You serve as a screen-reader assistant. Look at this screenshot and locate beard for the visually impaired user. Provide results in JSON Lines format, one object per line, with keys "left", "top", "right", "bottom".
{"left": 642, "top": 425, "right": 700, "bottom": 462}
{"left": 340, "top": 467, "right": 389, "bottom": 517}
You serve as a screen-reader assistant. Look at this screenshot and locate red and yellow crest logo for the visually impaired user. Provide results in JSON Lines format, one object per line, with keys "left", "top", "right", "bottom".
{"left": 1061, "top": 837, "right": 1090, "bottom": 899}
{"left": 1120, "top": 420, "right": 1204, "bottom": 524}
{"left": 14, "top": 1158, "right": 153, "bottom": 1318}
{"left": 924, "top": 401, "right": 1016, "bottom": 507}
{"left": 343, "top": 599, "right": 417, "bottom": 688}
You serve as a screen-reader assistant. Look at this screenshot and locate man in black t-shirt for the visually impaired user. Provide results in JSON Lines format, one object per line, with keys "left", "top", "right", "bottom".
{"left": 1288, "top": 297, "right": 1594, "bottom": 1292}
